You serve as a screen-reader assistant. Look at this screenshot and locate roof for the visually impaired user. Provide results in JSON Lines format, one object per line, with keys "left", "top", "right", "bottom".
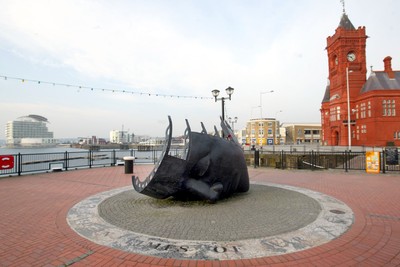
{"left": 360, "top": 71, "right": 400, "bottom": 93}
{"left": 322, "top": 84, "right": 331, "bottom": 103}
{"left": 16, "top": 114, "right": 49, "bottom": 123}
{"left": 338, "top": 13, "right": 355, "bottom": 30}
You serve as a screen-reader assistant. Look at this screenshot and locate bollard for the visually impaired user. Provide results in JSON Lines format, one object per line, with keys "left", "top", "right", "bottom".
{"left": 254, "top": 149, "right": 259, "bottom": 168}
{"left": 123, "top": 156, "right": 135, "bottom": 174}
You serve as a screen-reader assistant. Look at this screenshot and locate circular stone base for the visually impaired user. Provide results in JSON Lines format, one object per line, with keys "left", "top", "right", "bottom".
{"left": 98, "top": 185, "right": 321, "bottom": 241}
{"left": 67, "top": 183, "right": 353, "bottom": 260}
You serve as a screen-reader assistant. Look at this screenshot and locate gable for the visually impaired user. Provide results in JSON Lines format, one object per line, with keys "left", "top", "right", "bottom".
{"left": 360, "top": 71, "right": 400, "bottom": 94}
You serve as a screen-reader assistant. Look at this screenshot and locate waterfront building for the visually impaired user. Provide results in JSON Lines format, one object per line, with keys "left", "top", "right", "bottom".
{"left": 236, "top": 129, "right": 247, "bottom": 146}
{"left": 109, "top": 130, "right": 131, "bottom": 144}
{"left": 321, "top": 10, "right": 400, "bottom": 147}
{"left": 284, "top": 123, "right": 321, "bottom": 145}
{"left": 5, "top": 114, "right": 57, "bottom": 147}
{"left": 245, "top": 118, "right": 281, "bottom": 147}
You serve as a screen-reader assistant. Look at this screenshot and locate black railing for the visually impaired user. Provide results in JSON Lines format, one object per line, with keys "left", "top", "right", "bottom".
{"left": 0, "top": 149, "right": 184, "bottom": 177}
{"left": 246, "top": 149, "right": 400, "bottom": 173}
{"left": 2, "top": 148, "right": 399, "bottom": 176}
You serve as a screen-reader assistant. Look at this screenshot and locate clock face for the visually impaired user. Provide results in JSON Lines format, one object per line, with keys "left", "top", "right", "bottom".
{"left": 347, "top": 52, "right": 356, "bottom": 62}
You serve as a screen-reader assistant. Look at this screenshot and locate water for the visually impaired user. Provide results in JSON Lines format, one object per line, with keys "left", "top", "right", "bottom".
{"left": 0, "top": 146, "right": 184, "bottom": 176}
{"left": 0, "top": 146, "right": 88, "bottom": 155}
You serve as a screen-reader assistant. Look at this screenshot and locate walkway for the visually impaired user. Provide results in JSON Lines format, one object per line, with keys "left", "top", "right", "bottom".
{"left": 0, "top": 165, "right": 399, "bottom": 266}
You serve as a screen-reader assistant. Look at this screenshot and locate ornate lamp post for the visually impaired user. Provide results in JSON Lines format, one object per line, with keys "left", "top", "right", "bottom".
{"left": 211, "top": 86, "right": 234, "bottom": 122}
{"left": 228, "top": 116, "right": 238, "bottom": 131}
{"left": 212, "top": 87, "right": 234, "bottom": 138}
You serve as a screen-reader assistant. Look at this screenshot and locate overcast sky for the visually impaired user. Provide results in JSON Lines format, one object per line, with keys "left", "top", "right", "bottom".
{"left": 0, "top": 0, "right": 399, "bottom": 139}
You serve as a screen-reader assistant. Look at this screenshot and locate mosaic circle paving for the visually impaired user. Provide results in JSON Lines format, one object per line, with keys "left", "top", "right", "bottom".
{"left": 67, "top": 183, "right": 353, "bottom": 260}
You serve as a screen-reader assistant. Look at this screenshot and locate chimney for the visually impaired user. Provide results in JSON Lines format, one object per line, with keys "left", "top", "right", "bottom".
{"left": 383, "top": 56, "right": 395, "bottom": 79}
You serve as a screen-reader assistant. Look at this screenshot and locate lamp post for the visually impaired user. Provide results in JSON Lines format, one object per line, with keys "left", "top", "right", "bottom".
{"left": 260, "top": 90, "right": 274, "bottom": 117}
{"left": 346, "top": 67, "right": 351, "bottom": 151}
{"left": 212, "top": 87, "right": 234, "bottom": 137}
{"left": 228, "top": 116, "right": 238, "bottom": 131}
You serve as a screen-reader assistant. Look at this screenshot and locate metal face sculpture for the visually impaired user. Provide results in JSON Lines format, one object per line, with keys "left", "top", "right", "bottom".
{"left": 132, "top": 116, "right": 249, "bottom": 202}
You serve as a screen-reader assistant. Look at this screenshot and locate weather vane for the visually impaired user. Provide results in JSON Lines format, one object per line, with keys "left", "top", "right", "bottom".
{"left": 340, "top": 0, "right": 346, "bottom": 13}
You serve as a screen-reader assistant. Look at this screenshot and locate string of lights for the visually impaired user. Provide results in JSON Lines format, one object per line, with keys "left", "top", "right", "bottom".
{"left": 0, "top": 74, "right": 212, "bottom": 100}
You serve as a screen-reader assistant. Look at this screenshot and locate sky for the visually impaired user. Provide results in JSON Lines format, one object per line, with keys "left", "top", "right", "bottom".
{"left": 0, "top": 0, "right": 399, "bottom": 140}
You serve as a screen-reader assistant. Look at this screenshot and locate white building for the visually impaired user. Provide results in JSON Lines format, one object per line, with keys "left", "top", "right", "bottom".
{"left": 5, "top": 114, "right": 57, "bottom": 147}
{"left": 109, "top": 130, "right": 131, "bottom": 144}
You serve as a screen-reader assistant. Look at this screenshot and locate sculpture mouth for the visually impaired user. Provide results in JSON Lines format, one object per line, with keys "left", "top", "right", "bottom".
{"left": 132, "top": 115, "right": 249, "bottom": 202}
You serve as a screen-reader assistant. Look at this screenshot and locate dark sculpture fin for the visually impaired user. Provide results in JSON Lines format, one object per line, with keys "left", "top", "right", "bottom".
{"left": 132, "top": 115, "right": 174, "bottom": 198}
{"left": 183, "top": 119, "right": 192, "bottom": 160}
{"left": 220, "top": 116, "right": 239, "bottom": 145}
{"left": 200, "top": 122, "right": 207, "bottom": 134}
{"left": 214, "top": 126, "right": 220, "bottom": 137}
{"left": 192, "top": 155, "right": 210, "bottom": 177}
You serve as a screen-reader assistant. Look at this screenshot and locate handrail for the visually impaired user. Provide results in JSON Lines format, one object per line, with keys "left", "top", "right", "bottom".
{"left": 0, "top": 148, "right": 184, "bottom": 177}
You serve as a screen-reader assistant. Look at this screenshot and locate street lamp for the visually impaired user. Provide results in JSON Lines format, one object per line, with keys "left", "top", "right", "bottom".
{"left": 228, "top": 116, "right": 238, "bottom": 131}
{"left": 346, "top": 67, "right": 352, "bottom": 151}
{"left": 260, "top": 90, "right": 274, "bottom": 117}
{"left": 212, "top": 87, "right": 234, "bottom": 122}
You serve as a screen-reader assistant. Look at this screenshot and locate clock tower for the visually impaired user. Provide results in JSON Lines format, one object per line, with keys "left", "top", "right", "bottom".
{"left": 321, "top": 10, "right": 368, "bottom": 146}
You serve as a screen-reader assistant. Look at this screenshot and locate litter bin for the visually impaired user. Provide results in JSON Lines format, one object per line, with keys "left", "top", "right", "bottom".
{"left": 123, "top": 156, "right": 135, "bottom": 174}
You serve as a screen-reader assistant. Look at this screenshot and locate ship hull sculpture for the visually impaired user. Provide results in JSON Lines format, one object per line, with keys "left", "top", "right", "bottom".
{"left": 132, "top": 116, "right": 249, "bottom": 202}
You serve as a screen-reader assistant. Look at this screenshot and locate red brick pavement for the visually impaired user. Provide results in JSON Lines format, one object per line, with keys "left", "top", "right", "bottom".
{"left": 0, "top": 165, "right": 400, "bottom": 266}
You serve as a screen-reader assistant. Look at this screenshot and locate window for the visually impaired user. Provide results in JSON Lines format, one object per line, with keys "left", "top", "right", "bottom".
{"left": 368, "top": 101, "right": 371, "bottom": 117}
{"left": 361, "top": 125, "right": 367, "bottom": 134}
{"left": 360, "top": 103, "right": 366, "bottom": 118}
{"left": 392, "top": 100, "right": 396, "bottom": 116}
{"left": 355, "top": 104, "right": 359, "bottom": 119}
{"left": 258, "top": 129, "right": 264, "bottom": 136}
{"left": 383, "top": 100, "right": 387, "bottom": 116}
{"left": 356, "top": 126, "right": 360, "bottom": 140}
{"left": 330, "top": 106, "right": 341, "bottom": 121}
{"left": 268, "top": 129, "right": 272, "bottom": 135}
{"left": 330, "top": 107, "right": 336, "bottom": 121}
{"left": 259, "top": 122, "right": 264, "bottom": 127}
{"left": 383, "top": 99, "right": 396, "bottom": 116}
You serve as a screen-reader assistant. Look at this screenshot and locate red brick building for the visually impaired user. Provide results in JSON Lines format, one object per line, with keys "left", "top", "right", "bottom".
{"left": 321, "top": 11, "right": 400, "bottom": 147}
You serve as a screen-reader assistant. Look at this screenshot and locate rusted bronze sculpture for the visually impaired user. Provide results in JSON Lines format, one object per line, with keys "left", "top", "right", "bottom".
{"left": 132, "top": 116, "right": 249, "bottom": 202}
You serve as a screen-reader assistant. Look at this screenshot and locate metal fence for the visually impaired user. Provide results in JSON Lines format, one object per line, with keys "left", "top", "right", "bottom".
{"left": 245, "top": 149, "right": 400, "bottom": 173}
{"left": 0, "top": 149, "right": 184, "bottom": 177}
{"left": 1, "top": 148, "right": 399, "bottom": 177}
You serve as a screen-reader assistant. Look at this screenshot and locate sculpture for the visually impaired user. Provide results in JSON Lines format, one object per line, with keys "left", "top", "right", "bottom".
{"left": 132, "top": 116, "right": 249, "bottom": 202}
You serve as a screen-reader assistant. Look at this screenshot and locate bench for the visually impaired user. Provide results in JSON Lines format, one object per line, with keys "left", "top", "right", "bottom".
{"left": 49, "top": 163, "right": 64, "bottom": 172}
{"left": 115, "top": 160, "right": 125, "bottom": 166}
